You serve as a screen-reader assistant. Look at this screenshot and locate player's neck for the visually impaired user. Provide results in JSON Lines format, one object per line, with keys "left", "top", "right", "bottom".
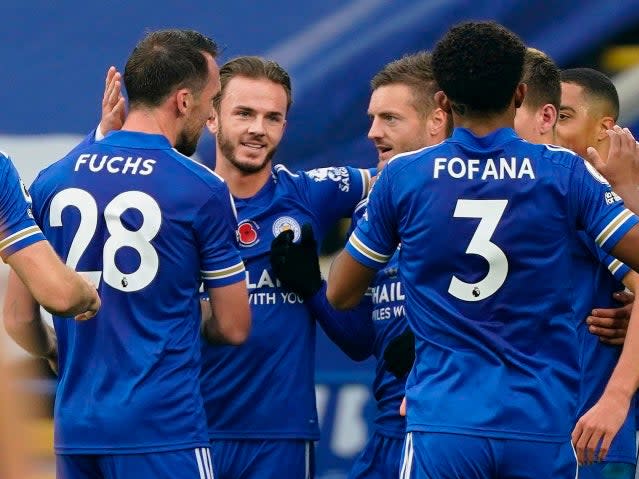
{"left": 215, "top": 157, "right": 272, "bottom": 199}
{"left": 453, "top": 112, "right": 516, "bottom": 137}
{"left": 122, "top": 109, "right": 177, "bottom": 146}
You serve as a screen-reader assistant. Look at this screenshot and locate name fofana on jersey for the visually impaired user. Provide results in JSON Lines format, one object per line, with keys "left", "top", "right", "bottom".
{"left": 433, "top": 156, "right": 535, "bottom": 180}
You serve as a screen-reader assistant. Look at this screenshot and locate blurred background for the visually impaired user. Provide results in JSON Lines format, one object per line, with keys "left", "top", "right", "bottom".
{"left": 1, "top": 1, "right": 639, "bottom": 477}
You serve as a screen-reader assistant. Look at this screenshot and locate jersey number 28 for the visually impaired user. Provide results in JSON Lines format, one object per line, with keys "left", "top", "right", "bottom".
{"left": 49, "top": 188, "right": 161, "bottom": 292}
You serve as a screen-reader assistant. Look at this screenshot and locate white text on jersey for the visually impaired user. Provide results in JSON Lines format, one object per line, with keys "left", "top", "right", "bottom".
{"left": 433, "top": 157, "right": 535, "bottom": 180}
{"left": 75, "top": 154, "right": 156, "bottom": 175}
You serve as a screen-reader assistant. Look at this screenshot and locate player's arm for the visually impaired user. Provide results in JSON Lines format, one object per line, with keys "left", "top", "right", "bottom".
{"left": 327, "top": 168, "right": 398, "bottom": 309}
{"left": 5, "top": 241, "right": 100, "bottom": 319}
{"left": 3, "top": 269, "right": 58, "bottom": 372}
{"left": 270, "top": 223, "right": 375, "bottom": 360}
{"left": 327, "top": 252, "right": 377, "bottom": 310}
{"left": 573, "top": 262, "right": 639, "bottom": 464}
{"left": 197, "top": 186, "right": 251, "bottom": 345}
{"left": 202, "top": 280, "right": 250, "bottom": 345}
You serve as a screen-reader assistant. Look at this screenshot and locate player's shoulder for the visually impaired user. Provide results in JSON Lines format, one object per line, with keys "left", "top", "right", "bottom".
{"left": 536, "top": 143, "right": 581, "bottom": 168}
{"left": 0, "top": 150, "right": 14, "bottom": 176}
{"left": 166, "top": 149, "right": 228, "bottom": 192}
{"left": 384, "top": 141, "right": 446, "bottom": 176}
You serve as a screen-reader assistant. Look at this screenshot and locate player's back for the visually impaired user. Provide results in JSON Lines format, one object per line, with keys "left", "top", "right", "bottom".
{"left": 369, "top": 127, "right": 635, "bottom": 442}
{"left": 30, "top": 131, "right": 239, "bottom": 454}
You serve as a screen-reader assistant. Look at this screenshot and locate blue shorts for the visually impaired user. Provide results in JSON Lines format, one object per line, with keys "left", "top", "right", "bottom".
{"left": 210, "top": 439, "right": 314, "bottom": 479}
{"left": 400, "top": 432, "right": 577, "bottom": 479}
{"left": 579, "top": 462, "right": 635, "bottom": 479}
{"left": 349, "top": 432, "right": 404, "bottom": 479}
{"left": 56, "top": 447, "right": 214, "bottom": 479}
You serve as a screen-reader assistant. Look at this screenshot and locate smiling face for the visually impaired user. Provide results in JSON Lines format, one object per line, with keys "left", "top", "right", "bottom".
{"left": 214, "top": 75, "right": 288, "bottom": 174}
{"left": 367, "top": 83, "right": 432, "bottom": 171}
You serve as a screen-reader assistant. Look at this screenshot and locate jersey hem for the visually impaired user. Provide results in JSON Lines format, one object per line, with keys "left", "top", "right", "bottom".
{"left": 207, "top": 431, "right": 320, "bottom": 441}
{"left": 55, "top": 439, "right": 210, "bottom": 455}
{"left": 406, "top": 424, "right": 569, "bottom": 443}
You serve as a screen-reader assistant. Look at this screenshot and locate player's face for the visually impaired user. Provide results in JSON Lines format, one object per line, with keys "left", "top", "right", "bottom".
{"left": 176, "top": 54, "right": 221, "bottom": 156}
{"left": 367, "top": 84, "right": 431, "bottom": 171}
{"left": 216, "top": 76, "right": 287, "bottom": 174}
{"left": 556, "top": 82, "right": 599, "bottom": 157}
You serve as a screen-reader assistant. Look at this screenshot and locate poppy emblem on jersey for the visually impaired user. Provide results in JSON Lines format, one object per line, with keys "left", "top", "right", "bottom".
{"left": 237, "top": 220, "right": 259, "bottom": 247}
{"left": 272, "top": 216, "right": 301, "bottom": 241}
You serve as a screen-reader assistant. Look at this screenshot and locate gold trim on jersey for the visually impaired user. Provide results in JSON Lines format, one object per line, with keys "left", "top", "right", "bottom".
{"left": 349, "top": 233, "right": 391, "bottom": 264}
{"left": 0, "top": 225, "right": 42, "bottom": 252}
{"left": 596, "top": 209, "right": 634, "bottom": 248}
{"left": 201, "top": 261, "right": 245, "bottom": 280}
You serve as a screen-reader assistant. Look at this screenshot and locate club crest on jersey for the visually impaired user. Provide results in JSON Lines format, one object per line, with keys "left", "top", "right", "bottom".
{"left": 237, "top": 220, "right": 260, "bottom": 247}
{"left": 272, "top": 216, "right": 301, "bottom": 241}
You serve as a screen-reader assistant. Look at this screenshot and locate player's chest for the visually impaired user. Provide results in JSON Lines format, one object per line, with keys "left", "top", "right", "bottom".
{"left": 234, "top": 200, "right": 318, "bottom": 261}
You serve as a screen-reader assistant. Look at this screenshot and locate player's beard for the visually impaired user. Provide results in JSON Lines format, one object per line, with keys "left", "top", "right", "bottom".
{"left": 217, "top": 122, "right": 275, "bottom": 174}
{"left": 175, "top": 129, "right": 200, "bottom": 157}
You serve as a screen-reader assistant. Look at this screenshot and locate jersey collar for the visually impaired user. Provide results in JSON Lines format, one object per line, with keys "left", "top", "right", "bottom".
{"left": 450, "top": 127, "right": 519, "bottom": 149}
{"left": 101, "top": 131, "right": 173, "bottom": 150}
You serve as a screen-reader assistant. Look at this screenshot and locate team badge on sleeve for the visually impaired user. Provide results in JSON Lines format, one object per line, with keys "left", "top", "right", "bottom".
{"left": 237, "top": 220, "right": 260, "bottom": 247}
{"left": 272, "top": 216, "right": 301, "bottom": 241}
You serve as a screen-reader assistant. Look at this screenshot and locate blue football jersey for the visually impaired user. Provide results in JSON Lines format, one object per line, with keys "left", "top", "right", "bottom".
{"left": 29, "top": 131, "right": 245, "bottom": 454}
{"left": 346, "top": 127, "right": 639, "bottom": 442}
{"left": 350, "top": 205, "right": 407, "bottom": 439}
{"left": 0, "top": 151, "right": 46, "bottom": 259}
{"left": 200, "top": 165, "right": 372, "bottom": 439}
{"left": 573, "top": 233, "right": 636, "bottom": 464}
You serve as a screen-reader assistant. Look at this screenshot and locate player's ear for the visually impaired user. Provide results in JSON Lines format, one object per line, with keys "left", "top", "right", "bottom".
{"left": 597, "top": 116, "right": 616, "bottom": 140}
{"left": 429, "top": 108, "right": 447, "bottom": 138}
{"left": 539, "top": 104, "right": 557, "bottom": 135}
{"left": 175, "top": 89, "right": 192, "bottom": 116}
{"left": 434, "top": 91, "right": 452, "bottom": 114}
{"left": 514, "top": 83, "right": 526, "bottom": 109}
{"left": 207, "top": 110, "right": 219, "bottom": 135}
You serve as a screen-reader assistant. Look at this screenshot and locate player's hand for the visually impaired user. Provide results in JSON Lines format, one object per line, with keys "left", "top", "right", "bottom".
{"left": 74, "top": 276, "right": 101, "bottom": 321}
{"left": 587, "top": 125, "right": 639, "bottom": 189}
{"left": 587, "top": 290, "right": 633, "bottom": 345}
{"left": 270, "top": 223, "right": 323, "bottom": 298}
{"left": 99, "top": 66, "right": 126, "bottom": 137}
{"left": 572, "top": 389, "right": 630, "bottom": 464}
{"left": 383, "top": 328, "right": 415, "bottom": 378}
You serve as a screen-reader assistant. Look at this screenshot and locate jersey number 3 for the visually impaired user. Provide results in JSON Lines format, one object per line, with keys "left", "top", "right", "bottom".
{"left": 448, "top": 199, "right": 508, "bottom": 302}
{"left": 49, "top": 188, "right": 161, "bottom": 292}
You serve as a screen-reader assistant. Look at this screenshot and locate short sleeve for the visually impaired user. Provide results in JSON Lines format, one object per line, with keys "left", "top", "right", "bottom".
{"left": 194, "top": 182, "right": 246, "bottom": 288}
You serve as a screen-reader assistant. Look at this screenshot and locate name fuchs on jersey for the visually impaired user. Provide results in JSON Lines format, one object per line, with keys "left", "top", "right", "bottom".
{"left": 74, "top": 153, "right": 156, "bottom": 175}
{"left": 433, "top": 157, "right": 535, "bottom": 180}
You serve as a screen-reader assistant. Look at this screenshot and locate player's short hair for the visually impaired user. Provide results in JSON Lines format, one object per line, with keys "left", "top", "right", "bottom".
{"left": 371, "top": 52, "right": 438, "bottom": 115}
{"left": 371, "top": 51, "right": 453, "bottom": 136}
{"left": 522, "top": 48, "right": 560, "bottom": 111}
{"left": 432, "top": 21, "right": 526, "bottom": 115}
{"left": 560, "top": 68, "right": 619, "bottom": 121}
{"left": 124, "top": 29, "right": 218, "bottom": 108}
{"left": 214, "top": 56, "right": 292, "bottom": 112}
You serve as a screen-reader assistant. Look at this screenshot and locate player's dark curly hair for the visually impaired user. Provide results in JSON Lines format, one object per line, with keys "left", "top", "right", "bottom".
{"left": 432, "top": 21, "right": 526, "bottom": 115}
